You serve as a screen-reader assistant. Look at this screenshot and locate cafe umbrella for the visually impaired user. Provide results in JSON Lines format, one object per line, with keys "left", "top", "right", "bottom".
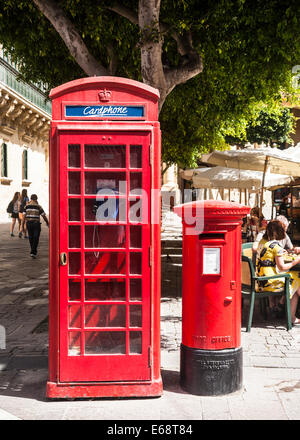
{"left": 199, "top": 145, "right": 300, "bottom": 213}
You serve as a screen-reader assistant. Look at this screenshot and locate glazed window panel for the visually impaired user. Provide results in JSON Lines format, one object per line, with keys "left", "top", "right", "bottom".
{"left": 84, "top": 171, "right": 126, "bottom": 195}
{"left": 84, "top": 198, "right": 126, "bottom": 222}
{"left": 130, "top": 172, "right": 142, "bottom": 194}
{"left": 130, "top": 145, "right": 142, "bottom": 169}
{"left": 69, "top": 171, "right": 81, "bottom": 195}
{"left": 130, "top": 279, "right": 142, "bottom": 301}
{"left": 69, "top": 252, "right": 81, "bottom": 275}
{"left": 1, "top": 143, "right": 8, "bottom": 177}
{"left": 84, "top": 331, "right": 126, "bottom": 354}
{"left": 84, "top": 145, "right": 126, "bottom": 168}
{"left": 85, "top": 305, "right": 126, "bottom": 328}
{"left": 85, "top": 252, "right": 126, "bottom": 275}
{"left": 68, "top": 144, "right": 81, "bottom": 168}
{"left": 69, "top": 279, "right": 81, "bottom": 301}
{"left": 130, "top": 331, "right": 142, "bottom": 354}
{"left": 130, "top": 253, "right": 142, "bottom": 274}
{"left": 68, "top": 331, "right": 81, "bottom": 356}
{"left": 68, "top": 198, "right": 81, "bottom": 221}
{"left": 85, "top": 279, "right": 126, "bottom": 301}
{"left": 130, "top": 305, "right": 142, "bottom": 328}
{"left": 68, "top": 304, "right": 81, "bottom": 329}
{"left": 85, "top": 225, "right": 126, "bottom": 248}
{"left": 22, "top": 149, "right": 28, "bottom": 180}
{"left": 69, "top": 225, "right": 81, "bottom": 248}
{"left": 130, "top": 225, "right": 142, "bottom": 248}
{"left": 129, "top": 199, "right": 143, "bottom": 223}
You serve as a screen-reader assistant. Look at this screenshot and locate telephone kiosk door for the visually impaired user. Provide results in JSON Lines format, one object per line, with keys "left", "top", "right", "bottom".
{"left": 59, "top": 131, "right": 151, "bottom": 383}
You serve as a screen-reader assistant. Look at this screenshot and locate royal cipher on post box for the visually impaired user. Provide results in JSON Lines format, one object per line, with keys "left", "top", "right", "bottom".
{"left": 174, "top": 200, "right": 250, "bottom": 396}
{"left": 46, "top": 77, "right": 162, "bottom": 398}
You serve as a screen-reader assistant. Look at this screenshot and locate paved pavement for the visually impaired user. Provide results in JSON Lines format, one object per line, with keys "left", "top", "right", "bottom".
{"left": 0, "top": 222, "right": 300, "bottom": 421}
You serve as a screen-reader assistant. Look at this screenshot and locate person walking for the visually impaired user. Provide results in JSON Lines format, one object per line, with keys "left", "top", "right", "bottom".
{"left": 24, "top": 194, "right": 49, "bottom": 258}
{"left": 18, "top": 189, "right": 29, "bottom": 238}
{"left": 7, "top": 191, "right": 21, "bottom": 237}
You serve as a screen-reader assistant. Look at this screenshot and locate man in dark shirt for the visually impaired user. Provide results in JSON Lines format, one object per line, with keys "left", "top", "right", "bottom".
{"left": 24, "top": 194, "right": 49, "bottom": 258}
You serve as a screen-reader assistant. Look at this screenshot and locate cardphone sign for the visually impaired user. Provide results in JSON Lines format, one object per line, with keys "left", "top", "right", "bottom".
{"left": 65, "top": 105, "right": 145, "bottom": 119}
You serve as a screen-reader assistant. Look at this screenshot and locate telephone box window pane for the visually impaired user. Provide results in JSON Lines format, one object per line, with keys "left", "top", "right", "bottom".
{"left": 85, "top": 225, "right": 126, "bottom": 248}
{"left": 69, "top": 252, "right": 81, "bottom": 275}
{"left": 69, "top": 225, "right": 81, "bottom": 248}
{"left": 85, "top": 145, "right": 126, "bottom": 168}
{"left": 68, "top": 332, "right": 81, "bottom": 356}
{"left": 130, "top": 331, "right": 142, "bottom": 354}
{"left": 69, "top": 172, "right": 81, "bottom": 195}
{"left": 69, "top": 199, "right": 81, "bottom": 221}
{"left": 85, "top": 172, "right": 126, "bottom": 195}
{"left": 69, "top": 279, "right": 81, "bottom": 301}
{"left": 130, "top": 253, "right": 142, "bottom": 274}
{"left": 85, "top": 305, "right": 126, "bottom": 328}
{"left": 85, "top": 252, "right": 126, "bottom": 275}
{"left": 130, "top": 145, "right": 142, "bottom": 168}
{"left": 130, "top": 226, "right": 142, "bottom": 248}
{"left": 84, "top": 198, "right": 125, "bottom": 222}
{"left": 68, "top": 144, "right": 81, "bottom": 168}
{"left": 130, "top": 173, "right": 142, "bottom": 194}
{"left": 129, "top": 200, "right": 143, "bottom": 223}
{"left": 130, "top": 305, "right": 142, "bottom": 327}
{"left": 130, "top": 279, "right": 142, "bottom": 301}
{"left": 85, "top": 331, "right": 126, "bottom": 354}
{"left": 85, "top": 279, "right": 126, "bottom": 301}
{"left": 68, "top": 304, "right": 81, "bottom": 329}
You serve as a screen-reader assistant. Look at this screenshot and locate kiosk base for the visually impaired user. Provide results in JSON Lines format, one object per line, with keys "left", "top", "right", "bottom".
{"left": 180, "top": 344, "right": 243, "bottom": 396}
{"left": 46, "top": 378, "right": 163, "bottom": 399}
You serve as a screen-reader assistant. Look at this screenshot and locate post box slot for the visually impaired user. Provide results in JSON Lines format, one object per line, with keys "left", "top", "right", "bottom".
{"left": 199, "top": 233, "right": 225, "bottom": 240}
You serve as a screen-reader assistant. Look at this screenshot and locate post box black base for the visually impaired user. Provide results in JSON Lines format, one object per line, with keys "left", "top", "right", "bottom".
{"left": 180, "top": 344, "right": 243, "bottom": 396}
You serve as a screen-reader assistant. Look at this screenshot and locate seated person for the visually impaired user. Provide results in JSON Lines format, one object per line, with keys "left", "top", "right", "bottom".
{"left": 252, "top": 215, "right": 300, "bottom": 254}
{"left": 256, "top": 220, "right": 300, "bottom": 326}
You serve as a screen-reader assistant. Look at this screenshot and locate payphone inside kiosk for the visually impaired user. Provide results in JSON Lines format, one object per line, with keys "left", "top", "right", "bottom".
{"left": 46, "top": 77, "right": 162, "bottom": 398}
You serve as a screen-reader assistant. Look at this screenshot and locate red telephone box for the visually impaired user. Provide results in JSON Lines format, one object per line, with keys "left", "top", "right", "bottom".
{"left": 46, "top": 77, "right": 162, "bottom": 398}
{"left": 174, "top": 200, "right": 250, "bottom": 395}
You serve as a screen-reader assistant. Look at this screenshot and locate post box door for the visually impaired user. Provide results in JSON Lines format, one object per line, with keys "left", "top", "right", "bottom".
{"left": 58, "top": 131, "right": 151, "bottom": 382}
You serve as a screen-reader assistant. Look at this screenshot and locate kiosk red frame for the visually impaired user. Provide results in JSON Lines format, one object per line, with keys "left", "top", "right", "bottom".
{"left": 46, "top": 77, "right": 162, "bottom": 398}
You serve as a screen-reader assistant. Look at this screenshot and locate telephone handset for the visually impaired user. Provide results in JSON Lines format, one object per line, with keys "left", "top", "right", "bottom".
{"left": 92, "top": 183, "right": 119, "bottom": 257}
{"left": 93, "top": 180, "right": 119, "bottom": 221}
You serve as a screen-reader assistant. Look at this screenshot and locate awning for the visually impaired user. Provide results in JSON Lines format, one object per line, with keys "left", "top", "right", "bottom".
{"left": 180, "top": 166, "right": 293, "bottom": 190}
{"left": 200, "top": 145, "right": 300, "bottom": 177}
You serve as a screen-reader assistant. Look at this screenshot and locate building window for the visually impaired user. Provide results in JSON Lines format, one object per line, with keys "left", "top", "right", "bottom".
{"left": 22, "top": 149, "right": 28, "bottom": 180}
{"left": 1, "top": 143, "right": 8, "bottom": 177}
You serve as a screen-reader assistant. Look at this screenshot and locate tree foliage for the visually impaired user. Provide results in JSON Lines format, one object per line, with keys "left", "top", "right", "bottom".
{"left": 225, "top": 106, "right": 296, "bottom": 148}
{"left": 0, "top": 0, "right": 299, "bottom": 167}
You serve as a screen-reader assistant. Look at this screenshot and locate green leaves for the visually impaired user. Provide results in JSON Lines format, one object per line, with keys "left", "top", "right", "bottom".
{"left": 0, "top": 0, "right": 298, "bottom": 167}
{"left": 225, "top": 105, "right": 296, "bottom": 147}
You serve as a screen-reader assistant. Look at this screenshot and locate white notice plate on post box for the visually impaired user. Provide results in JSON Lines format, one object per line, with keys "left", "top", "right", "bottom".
{"left": 203, "top": 247, "right": 221, "bottom": 275}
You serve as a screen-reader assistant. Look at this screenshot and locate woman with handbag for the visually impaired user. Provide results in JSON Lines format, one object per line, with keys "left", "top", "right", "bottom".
{"left": 7, "top": 192, "right": 21, "bottom": 237}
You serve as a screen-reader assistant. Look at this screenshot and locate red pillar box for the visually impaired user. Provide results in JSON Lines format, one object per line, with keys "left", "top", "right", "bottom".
{"left": 46, "top": 77, "right": 162, "bottom": 398}
{"left": 174, "top": 200, "right": 250, "bottom": 396}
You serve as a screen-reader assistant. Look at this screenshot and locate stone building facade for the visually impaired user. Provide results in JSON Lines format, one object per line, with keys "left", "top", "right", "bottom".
{"left": 0, "top": 52, "right": 50, "bottom": 223}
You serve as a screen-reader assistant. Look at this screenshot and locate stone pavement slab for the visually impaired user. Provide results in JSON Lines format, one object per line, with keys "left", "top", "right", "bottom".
{"left": 0, "top": 225, "right": 300, "bottom": 420}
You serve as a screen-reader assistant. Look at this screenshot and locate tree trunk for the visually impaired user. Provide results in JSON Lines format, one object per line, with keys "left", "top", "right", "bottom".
{"left": 33, "top": 0, "right": 203, "bottom": 113}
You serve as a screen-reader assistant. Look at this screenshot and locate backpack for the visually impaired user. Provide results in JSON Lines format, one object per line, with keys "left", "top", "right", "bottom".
{"left": 6, "top": 201, "right": 14, "bottom": 214}
{"left": 19, "top": 198, "right": 28, "bottom": 213}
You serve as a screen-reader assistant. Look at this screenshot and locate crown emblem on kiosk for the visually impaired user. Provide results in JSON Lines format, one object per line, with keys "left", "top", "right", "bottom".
{"left": 98, "top": 88, "right": 112, "bottom": 102}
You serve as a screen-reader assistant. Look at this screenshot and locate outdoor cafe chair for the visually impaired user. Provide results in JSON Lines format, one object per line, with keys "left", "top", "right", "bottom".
{"left": 241, "top": 242, "right": 292, "bottom": 332}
